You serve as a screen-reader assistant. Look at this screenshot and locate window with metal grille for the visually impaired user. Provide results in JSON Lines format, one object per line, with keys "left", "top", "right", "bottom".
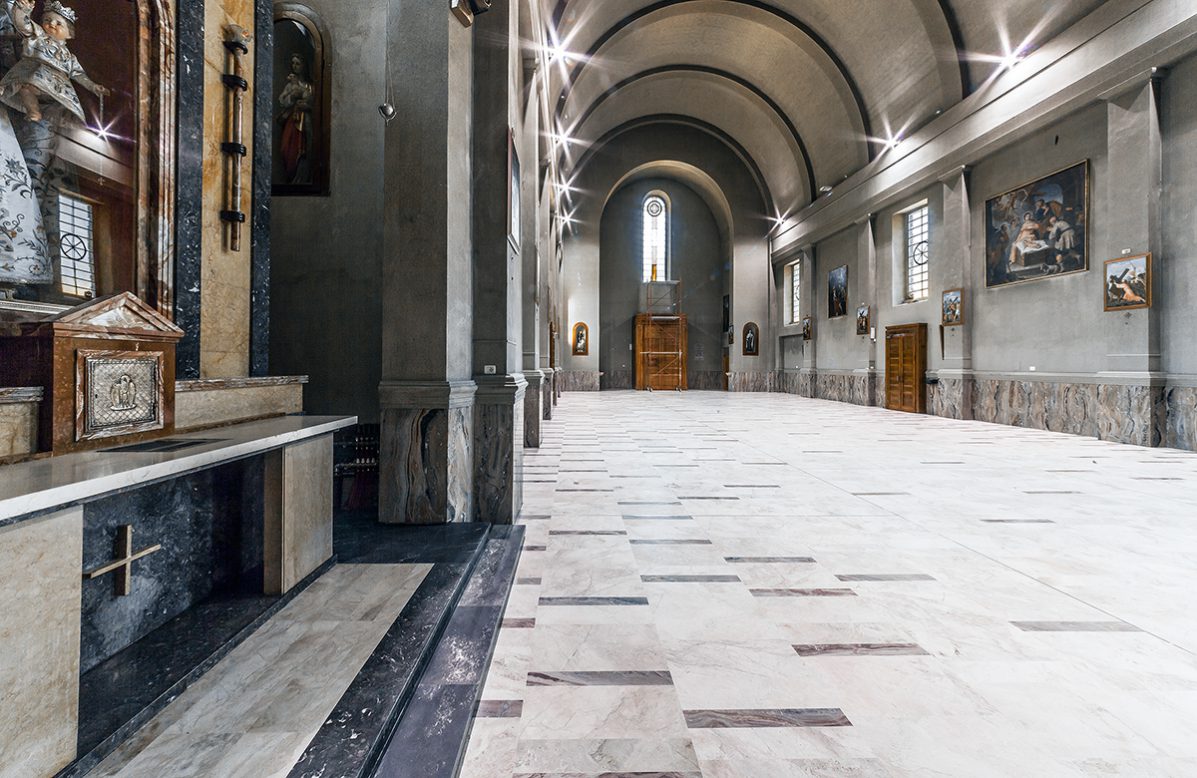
{"left": 58, "top": 193, "right": 96, "bottom": 298}
{"left": 643, "top": 194, "right": 668, "bottom": 282}
{"left": 788, "top": 259, "right": 801, "bottom": 323}
{"left": 904, "top": 204, "right": 930, "bottom": 301}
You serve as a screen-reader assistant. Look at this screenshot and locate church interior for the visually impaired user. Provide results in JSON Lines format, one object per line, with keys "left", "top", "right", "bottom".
{"left": 1, "top": 0, "right": 1196, "bottom": 776}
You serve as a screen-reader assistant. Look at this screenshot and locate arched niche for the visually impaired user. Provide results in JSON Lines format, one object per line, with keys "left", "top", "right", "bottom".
{"left": 272, "top": 3, "right": 331, "bottom": 196}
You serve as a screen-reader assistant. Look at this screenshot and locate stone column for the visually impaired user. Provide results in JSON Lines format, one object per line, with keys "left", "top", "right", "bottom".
{"left": 936, "top": 166, "right": 975, "bottom": 420}
{"left": 378, "top": 1, "right": 475, "bottom": 524}
{"left": 471, "top": 1, "right": 525, "bottom": 523}
{"left": 856, "top": 217, "right": 878, "bottom": 406}
{"left": 521, "top": 69, "right": 545, "bottom": 448}
{"left": 1100, "top": 74, "right": 1165, "bottom": 446}
{"left": 798, "top": 245, "right": 817, "bottom": 397}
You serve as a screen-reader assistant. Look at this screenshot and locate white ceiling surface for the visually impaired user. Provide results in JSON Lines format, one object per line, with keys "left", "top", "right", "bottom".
{"left": 544, "top": 0, "right": 1109, "bottom": 213}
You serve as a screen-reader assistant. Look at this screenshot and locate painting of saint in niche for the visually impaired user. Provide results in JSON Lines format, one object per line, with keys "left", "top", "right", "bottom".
{"left": 1104, "top": 254, "right": 1151, "bottom": 312}
{"left": 855, "top": 305, "right": 870, "bottom": 336}
{"left": 273, "top": 7, "right": 329, "bottom": 195}
{"left": 828, "top": 265, "right": 848, "bottom": 318}
{"left": 0, "top": 0, "right": 146, "bottom": 306}
{"left": 985, "top": 161, "right": 1088, "bottom": 288}
{"left": 572, "top": 322, "right": 588, "bottom": 356}
{"left": 742, "top": 322, "right": 759, "bottom": 357}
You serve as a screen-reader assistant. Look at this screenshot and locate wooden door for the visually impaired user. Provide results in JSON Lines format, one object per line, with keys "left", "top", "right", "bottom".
{"left": 635, "top": 314, "right": 688, "bottom": 391}
{"left": 884, "top": 323, "right": 927, "bottom": 413}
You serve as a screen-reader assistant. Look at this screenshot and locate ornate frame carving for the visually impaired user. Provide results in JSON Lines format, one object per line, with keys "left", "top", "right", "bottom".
{"left": 75, "top": 348, "right": 166, "bottom": 442}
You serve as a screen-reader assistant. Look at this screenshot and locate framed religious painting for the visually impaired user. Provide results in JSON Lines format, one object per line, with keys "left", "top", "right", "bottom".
{"left": 801, "top": 316, "right": 813, "bottom": 341}
{"left": 942, "top": 288, "right": 964, "bottom": 326}
{"left": 508, "top": 129, "right": 521, "bottom": 249}
{"left": 855, "top": 305, "right": 871, "bottom": 336}
{"left": 0, "top": 0, "right": 176, "bottom": 316}
{"left": 1104, "top": 253, "right": 1151, "bottom": 312}
{"left": 572, "top": 322, "right": 588, "bottom": 356}
{"left": 985, "top": 161, "right": 1089, "bottom": 288}
{"left": 828, "top": 265, "right": 848, "bottom": 318}
{"left": 272, "top": 5, "right": 331, "bottom": 196}
{"left": 742, "top": 322, "right": 759, "bottom": 357}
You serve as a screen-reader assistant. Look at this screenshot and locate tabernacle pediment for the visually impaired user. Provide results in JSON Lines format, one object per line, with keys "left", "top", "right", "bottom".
{"left": 25, "top": 293, "right": 184, "bottom": 341}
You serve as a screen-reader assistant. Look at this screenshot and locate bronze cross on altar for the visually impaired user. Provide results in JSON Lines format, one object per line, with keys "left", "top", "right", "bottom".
{"left": 83, "top": 525, "right": 162, "bottom": 596}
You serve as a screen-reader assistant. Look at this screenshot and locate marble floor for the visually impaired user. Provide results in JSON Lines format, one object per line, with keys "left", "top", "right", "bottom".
{"left": 460, "top": 391, "right": 1197, "bottom": 778}
{"left": 92, "top": 563, "right": 431, "bottom": 777}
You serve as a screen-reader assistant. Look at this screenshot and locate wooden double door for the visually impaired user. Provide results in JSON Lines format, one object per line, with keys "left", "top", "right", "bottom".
{"left": 884, "top": 323, "right": 927, "bottom": 413}
{"left": 635, "top": 314, "right": 688, "bottom": 391}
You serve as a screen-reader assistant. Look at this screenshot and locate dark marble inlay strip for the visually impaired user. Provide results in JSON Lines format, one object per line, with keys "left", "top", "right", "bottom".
{"left": 750, "top": 588, "right": 857, "bottom": 597}
{"left": 641, "top": 575, "right": 742, "bottom": 583}
{"left": 517, "top": 577, "right": 542, "bottom": 585}
{"left": 1133, "top": 477, "right": 1183, "bottom": 481}
{"left": 560, "top": 469, "right": 609, "bottom": 473}
{"left": 794, "top": 643, "right": 929, "bottom": 657}
{"left": 679, "top": 496, "right": 740, "bottom": 501}
{"left": 539, "top": 596, "right": 650, "bottom": 606}
{"left": 982, "top": 519, "right": 1055, "bottom": 524}
{"left": 521, "top": 515, "right": 552, "bottom": 521}
{"left": 557, "top": 488, "right": 617, "bottom": 492}
{"left": 726, "top": 556, "right": 815, "bottom": 564}
{"left": 475, "top": 699, "right": 524, "bottom": 718}
{"left": 623, "top": 515, "right": 694, "bottom": 521}
{"left": 836, "top": 574, "right": 936, "bottom": 582}
{"left": 619, "top": 501, "right": 683, "bottom": 506}
{"left": 1011, "top": 621, "right": 1142, "bottom": 632}
{"left": 527, "top": 670, "right": 674, "bottom": 687}
{"left": 684, "top": 708, "right": 851, "bottom": 729}
{"left": 524, "top": 545, "right": 548, "bottom": 552}
{"left": 630, "top": 539, "right": 713, "bottom": 546}
{"left": 502, "top": 618, "right": 536, "bottom": 629}
{"left": 549, "top": 530, "right": 629, "bottom": 536}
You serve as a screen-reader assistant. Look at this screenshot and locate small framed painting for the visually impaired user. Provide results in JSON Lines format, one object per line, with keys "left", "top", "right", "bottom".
{"left": 572, "top": 322, "right": 589, "bottom": 356}
{"left": 942, "top": 288, "right": 964, "bottom": 326}
{"left": 855, "top": 305, "right": 870, "bottom": 336}
{"left": 742, "top": 322, "right": 760, "bottom": 357}
{"left": 801, "top": 316, "right": 813, "bottom": 341}
{"left": 1104, "top": 254, "right": 1151, "bottom": 311}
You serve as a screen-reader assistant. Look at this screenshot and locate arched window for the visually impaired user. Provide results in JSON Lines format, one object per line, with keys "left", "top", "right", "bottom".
{"left": 642, "top": 194, "right": 669, "bottom": 282}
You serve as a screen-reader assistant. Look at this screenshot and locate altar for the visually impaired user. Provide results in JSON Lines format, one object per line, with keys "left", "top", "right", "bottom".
{"left": 0, "top": 413, "right": 355, "bottom": 777}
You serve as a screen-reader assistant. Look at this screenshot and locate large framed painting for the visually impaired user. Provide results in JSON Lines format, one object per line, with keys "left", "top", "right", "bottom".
{"left": 0, "top": 0, "right": 176, "bottom": 314}
{"left": 1104, "top": 253, "right": 1151, "bottom": 312}
{"left": 985, "top": 161, "right": 1089, "bottom": 288}
{"left": 828, "top": 265, "right": 848, "bottom": 318}
{"left": 273, "top": 4, "right": 331, "bottom": 196}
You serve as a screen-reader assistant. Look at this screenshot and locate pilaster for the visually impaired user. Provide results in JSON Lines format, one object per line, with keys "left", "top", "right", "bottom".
{"left": 856, "top": 216, "right": 879, "bottom": 405}
{"left": 937, "top": 166, "right": 975, "bottom": 420}
{"left": 474, "top": 374, "right": 528, "bottom": 524}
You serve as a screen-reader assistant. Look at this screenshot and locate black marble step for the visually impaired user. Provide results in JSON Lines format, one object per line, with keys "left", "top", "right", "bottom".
{"left": 372, "top": 525, "right": 524, "bottom": 778}
{"left": 59, "top": 558, "right": 334, "bottom": 778}
{"left": 288, "top": 516, "right": 507, "bottom": 778}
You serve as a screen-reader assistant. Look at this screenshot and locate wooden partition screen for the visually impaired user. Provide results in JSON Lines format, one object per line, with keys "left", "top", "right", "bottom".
{"left": 884, "top": 323, "right": 928, "bottom": 413}
{"left": 635, "top": 314, "right": 688, "bottom": 391}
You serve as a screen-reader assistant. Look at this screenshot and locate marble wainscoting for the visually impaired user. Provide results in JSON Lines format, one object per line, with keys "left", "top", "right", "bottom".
{"left": 542, "top": 369, "right": 553, "bottom": 420}
{"left": 688, "top": 370, "right": 725, "bottom": 391}
{"left": 1096, "top": 383, "right": 1166, "bottom": 448}
{"left": 379, "top": 382, "right": 476, "bottom": 525}
{"left": 1166, "top": 385, "right": 1197, "bottom": 452}
{"left": 930, "top": 375, "right": 972, "bottom": 420}
{"left": 175, "top": 375, "right": 306, "bottom": 431}
{"left": 558, "top": 370, "right": 601, "bottom": 392}
{"left": 727, "top": 371, "right": 776, "bottom": 392}
{"left": 814, "top": 370, "right": 877, "bottom": 406}
{"left": 0, "top": 387, "right": 40, "bottom": 459}
{"left": 602, "top": 370, "right": 634, "bottom": 391}
{"left": 475, "top": 376, "right": 528, "bottom": 525}
{"left": 524, "top": 371, "right": 545, "bottom": 448}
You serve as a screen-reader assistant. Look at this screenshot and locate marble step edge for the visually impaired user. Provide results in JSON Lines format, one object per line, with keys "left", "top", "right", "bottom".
{"left": 57, "top": 557, "right": 336, "bottom": 778}
{"left": 287, "top": 527, "right": 496, "bottom": 778}
{"left": 371, "top": 525, "right": 526, "bottom": 778}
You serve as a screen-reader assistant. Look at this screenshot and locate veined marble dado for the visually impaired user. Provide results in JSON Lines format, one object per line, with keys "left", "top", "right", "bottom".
{"left": 728, "top": 371, "right": 776, "bottom": 392}
{"left": 1166, "top": 386, "right": 1197, "bottom": 452}
{"left": 380, "top": 405, "right": 473, "bottom": 525}
{"left": 814, "top": 371, "right": 876, "bottom": 406}
{"left": 524, "top": 371, "right": 544, "bottom": 448}
{"left": 559, "top": 370, "right": 601, "bottom": 392}
{"left": 475, "top": 377, "right": 527, "bottom": 525}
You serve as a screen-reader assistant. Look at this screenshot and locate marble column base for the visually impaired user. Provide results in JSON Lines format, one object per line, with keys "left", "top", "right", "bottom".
{"left": 378, "top": 381, "right": 476, "bottom": 525}
{"left": 0, "top": 507, "right": 82, "bottom": 778}
{"left": 523, "top": 370, "right": 545, "bottom": 448}
{"left": 542, "top": 368, "right": 553, "bottom": 420}
{"left": 474, "top": 375, "right": 527, "bottom": 525}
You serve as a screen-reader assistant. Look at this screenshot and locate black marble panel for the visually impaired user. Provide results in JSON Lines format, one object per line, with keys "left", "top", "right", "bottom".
{"left": 79, "top": 458, "right": 264, "bottom": 674}
{"left": 250, "top": 0, "right": 273, "bottom": 376}
{"left": 174, "top": 0, "right": 205, "bottom": 379}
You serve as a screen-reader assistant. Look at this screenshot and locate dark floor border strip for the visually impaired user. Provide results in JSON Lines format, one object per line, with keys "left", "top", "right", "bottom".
{"left": 683, "top": 708, "right": 852, "bottom": 728}
{"left": 527, "top": 670, "right": 674, "bottom": 687}
{"left": 794, "top": 643, "right": 929, "bottom": 657}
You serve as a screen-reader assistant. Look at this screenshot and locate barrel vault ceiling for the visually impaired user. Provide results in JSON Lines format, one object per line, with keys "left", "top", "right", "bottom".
{"left": 542, "top": 0, "right": 1107, "bottom": 219}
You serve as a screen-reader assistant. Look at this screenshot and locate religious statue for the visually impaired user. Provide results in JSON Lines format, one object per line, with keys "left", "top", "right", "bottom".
{"left": 109, "top": 373, "right": 138, "bottom": 412}
{"left": 277, "top": 52, "right": 313, "bottom": 185}
{"left": 0, "top": 0, "right": 109, "bottom": 123}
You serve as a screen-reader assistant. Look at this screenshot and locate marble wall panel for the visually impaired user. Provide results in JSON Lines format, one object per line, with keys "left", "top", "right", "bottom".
{"left": 542, "top": 370, "right": 553, "bottom": 420}
{"left": 931, "top": 377, "right": 970, "bottom": 420}
{"left": 728, "top": 372, "right": 776, "bottom": 392}
{"left": 175, "top": 382, "right": 304, "bottom": 431}
{"left": 1166, "top": 386, "right": 1197, "bottom": 452}
{"left": 602, "top": 370, "right": 634, "bottom": 391}
{"left": 0, "top": 508, "right": 82, "bottom": 778}
{"left": 175, "top": 0, "right": 205, "bottom": 379}
{"left": 81, "top": 459, "right": 265, "bottom": 673}
{"left": 689, "top": 371, "right": 725, "bottom": 391}
{"left": 0, "top": 401, "right": 37, "bottom": 458}
{"left": 264, "top": 435, "right": 334, "bottom": 595}
{"left": 524, "top": 376, "right": 544, "bottom": 448}
{"left": 1097, "top": 384, "right": 1165, "bottom": 448}
{"left": 558, "top": 371, "right": 601, "bottom": 392}
{"left": 810, "top": 373, "right": 876, "bottom": 407}
{"left": 380, "top": 406, "right": 474, "bottom": 525}
{"left": 475, "top": 392, "right": 525, "bottom": 525}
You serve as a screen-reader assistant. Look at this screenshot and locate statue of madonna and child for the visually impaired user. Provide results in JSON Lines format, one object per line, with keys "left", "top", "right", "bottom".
{"left": 0, "top": 0, "right": 108, "bottom": 294}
